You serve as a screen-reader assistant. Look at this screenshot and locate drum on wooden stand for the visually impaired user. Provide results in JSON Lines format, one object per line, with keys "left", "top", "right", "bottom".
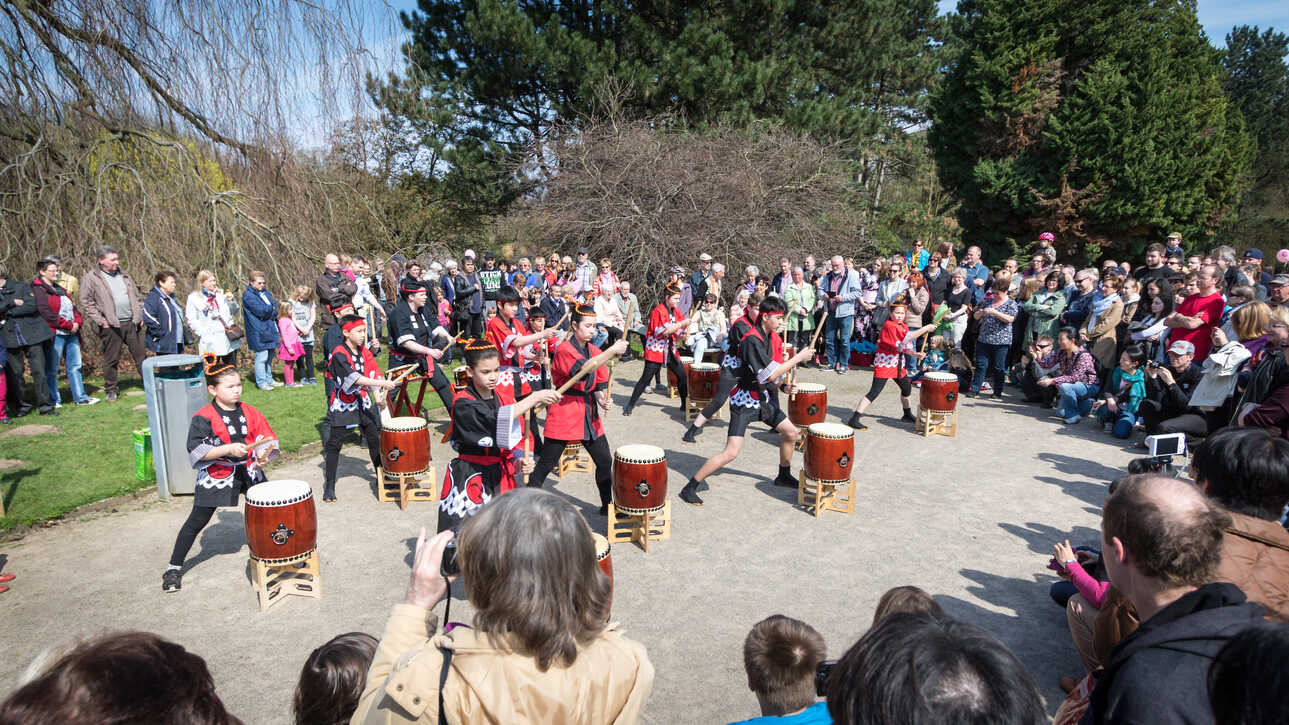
{"left": 381, "top": 416, "right": 430, "bottom": 476}
{"left": 612, "top": 444, "right": 668, "bottom": 514}
{"left": 688, "top": 362, "right": 721, "bottom": 400}
{"left": 453, "top": 367, "right": 470, "bottom": 393}
{"left": 788, "top": 382, "right": 828, "bottom": 427}
{"left": 804, "top": 423, "right": 855, "bottom": 484}
{"left": 667, "top": 356, "right": 693, "bottom": 390}
{"left": 920, "top": 371, "right": 959, "bottom": 413}
{"left": 245, "top": 480, "right": 318, "bottom": 564}
{"left": 591, "top": 532, "right": 613, "bottom": 618}
{"left": 783, "top": 342, "right": 795, "bottom": 362}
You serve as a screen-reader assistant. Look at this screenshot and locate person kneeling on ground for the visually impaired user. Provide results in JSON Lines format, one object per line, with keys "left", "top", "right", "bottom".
{"left": 730, "top": 615, "right": 831, "bottom": 725}
{"left": 1136, "top": 339, "right": 1205, "bottom": 441}
{"left": 1035, "top": 327, "right": 1100, "bottom": 424}
{"left": 1014, "top": 334, "right": 1060, "bottom": 406}
{"left": 1090, "top": 344, "right": 1147, "bottom": 438}
{"left": 355, "top": 488, "right": 654, "bottom": 724}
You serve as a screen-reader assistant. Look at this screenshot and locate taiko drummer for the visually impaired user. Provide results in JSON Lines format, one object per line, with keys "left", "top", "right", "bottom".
{"left": 162, "top": 354, "right": 280, "bottom": 593}
{"left": 844, "top": 303, "right": 937, "bottom": 431}
{"left": 322, "top": 315, "right": 398, "bottom": 502}
{"left": 680, "top": 297, "right": 813, "bottom": 506}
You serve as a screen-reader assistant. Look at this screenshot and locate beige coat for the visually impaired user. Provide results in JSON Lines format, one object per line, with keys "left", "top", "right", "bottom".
{"left": 1217, "top": 512, "right": 1289, "bottom": 622}
{"left": 80, "top": 266, "right": 143, "bottom": 328}
{"left": 353, "top": 604, "right": 654, "bottom": 725}
{"left": 1082, "top": 298, "right": 1123, "bottom": 370}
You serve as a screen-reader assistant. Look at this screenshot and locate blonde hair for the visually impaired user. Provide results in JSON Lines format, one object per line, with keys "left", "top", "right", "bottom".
{"left": 928, "top": 334, "right": 947, "bottom": 351}
{"left": 1019, "top": 277, "right": 1041, "bottom": 301}
{"left": 1232, "top": 301, "right": 1271, "bottom": 341}
{"left": 277, "top": 300, "right": 293, "bottom": 318}
{"left": 195, "top": 269, "right": 215, "bottom": 288}
{"left": 293, "top": 285, "right": 313, "bottom": 303}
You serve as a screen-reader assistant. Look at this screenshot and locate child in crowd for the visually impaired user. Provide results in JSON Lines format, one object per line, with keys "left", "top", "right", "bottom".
{"left": 432, "top": 285, "right": 451, "bottom": 328}
{"left": 292, "top": 632, "right": 378, "bottom": 725}
{"left": 1091, "top": 343, "right": 1147, "bottom": 438}
{"left": 276, "top": 301, "right": 305, "bottom": 387}
{"left": 163, "top": 354, "right": 279, "bottom": 593}
{"left": 290, "top": 286, "right": 317, "bottom": 385}
{"left": 730, "top": 615, "right": 831, "bottom": 725}
{"left": 910, "top": 334, "right": 948, "bottom": 382}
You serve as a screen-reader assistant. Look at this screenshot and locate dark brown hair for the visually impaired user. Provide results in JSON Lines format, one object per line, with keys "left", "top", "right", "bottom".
{"left": 1101, "top": 474, "right": 1231, "bottom": 588}
{"left": 458, "top": 488, "right": 611, "bottom": 670}
{"left": 872, "top": 586, "right": 944, "bottom": 626}
{"left": 743, "top": 615, "right": 826, "bottom": 716}
{"left": 292, "top": 632, "right": 378, "bottom": 725}
{"left": 0, "top": 631, "right": 241, "bottom": 725}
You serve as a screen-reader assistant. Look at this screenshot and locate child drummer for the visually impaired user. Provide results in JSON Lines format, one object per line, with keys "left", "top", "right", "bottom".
{"left": 439, "top": 339, "right": 561, "bottom": 531}
{"left": 162, "top": 353, "right": 280, "bottom": 593}
{"left": 486, "top": 285, "right": 560, "bottom": 452}
{"left": 845, "top": 303, "right": 937, "bottom": 431}
{"left": 322, "top": 315, "right": 397, "bottom": 502}
{"left": 680, "top": 297, "right": 814, "bottom": 506}
{"left": 525, "top": 302, "right": 629, "bottom": 515}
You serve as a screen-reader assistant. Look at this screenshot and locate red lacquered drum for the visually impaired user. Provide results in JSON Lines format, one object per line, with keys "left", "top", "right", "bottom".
{"left": 592, "top": 532, "right": 613, "bottom": 619}
{"left": 381, "top": 416, "right": 430, "bottom": 476}
{"left": 453, "top": 367, "right": 469, "bottom": 393}
{"left": 920, "top": 371, "right": 959, "bottom": 413}
{"left": 245, "top": 480, "right": 317, "bottom": 564}
{"left": 688, "top": 362, "right": 720, "bottom": 400}
{"left": 804, "top": 422, "right": 854, "bottom": 484}
{"left": 613, "top": 444, "right": 668, "bottom": 514}
{"left": 788, "top": 382, "right": 827, "bottom": 427}
{"left": 667, "top": 356, "right": 693, "bottom": 390}
{"left": 782, "top": 342, "right": 795, "bottom": 362}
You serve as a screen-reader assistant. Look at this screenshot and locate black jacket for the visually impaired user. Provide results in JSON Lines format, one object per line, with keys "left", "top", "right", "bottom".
{"left": 1143, "top": 361, "right": 1203, "bottom": 418}
{"left": 0, "top": 279, "right": 53, "bottom": 348}
{"left": 1084, "top": 583, "right": 1264, "bottom": 725}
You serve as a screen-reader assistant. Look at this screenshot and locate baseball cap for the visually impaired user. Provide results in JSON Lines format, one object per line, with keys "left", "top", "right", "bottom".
{"left": 1166, "top": 232, "right": 1182, "bottom": 241}
{"left": 1243, "top": 248, "right": 1263, "bottom": 260}
{"left": 1269, "top": 274, "right": 1289, "bottom": 286}
{"left": 463, "top": 249, "right": 476, "bottom": 259}
{"left": 577, "top": 247, "right": 589, "bottom": 254}
{"left": 1167, "top": 340, "right": 1195, "bottom": 355}
{"left": 483, "top": 252, "right": 495, "bottom": 261}
{"left": 699, "top": 253, "right": 713, "bottom": 262}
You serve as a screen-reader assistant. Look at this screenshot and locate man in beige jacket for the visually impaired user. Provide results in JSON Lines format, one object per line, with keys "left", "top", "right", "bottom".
{"left": 79, "top": 245, "right": 146, "bottom": 401}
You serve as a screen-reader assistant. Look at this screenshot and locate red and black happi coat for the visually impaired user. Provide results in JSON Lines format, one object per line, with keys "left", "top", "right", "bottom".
{"left": 326, "top": 343, "right": 384, "bottom": 427}
{"left": 437, "top": 383, "right": 524, "bottom": 532}
{"left": 545, "top": 337, "right": 610, "bottom": 442}
{"left": 187, "top": 402, "right": 277, "bottom": 507}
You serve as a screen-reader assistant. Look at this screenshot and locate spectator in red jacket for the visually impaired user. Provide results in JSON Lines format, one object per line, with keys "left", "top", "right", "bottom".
{"left": 33, "top": 257, "right": 98, "bottom": 407}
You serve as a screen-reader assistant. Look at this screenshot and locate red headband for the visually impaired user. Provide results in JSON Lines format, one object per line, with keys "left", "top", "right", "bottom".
{"left": 342, "top": 319, "right": 366, "bottom": 332}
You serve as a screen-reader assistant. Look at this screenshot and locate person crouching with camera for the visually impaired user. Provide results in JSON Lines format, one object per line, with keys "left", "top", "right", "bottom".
{"left": 354, "top": 488, "right": 654, "bottom": 725}
{"left": 1136, "top": 339, "right": 1206, "bottom": 442}
{"left": 731, "top": 616, "right": 831, "bottom": 725}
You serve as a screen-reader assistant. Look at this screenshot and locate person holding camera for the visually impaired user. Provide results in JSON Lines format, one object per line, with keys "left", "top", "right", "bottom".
{"left": 1137, "top": 340, "right": 1205, "bottom": 439}
{"left": 731, "top": 615, "right": 831, "bottom": 725}
{"left": 1014, "top": 334, "right": 1061, "bottom": 405}
{"left": 354, "top": 489, "right": 654, "bottom": 724}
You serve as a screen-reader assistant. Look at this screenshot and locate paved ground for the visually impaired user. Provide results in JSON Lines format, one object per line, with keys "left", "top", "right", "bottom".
{"left": 0, "top": 362, "right": 1138, "bottom": 722}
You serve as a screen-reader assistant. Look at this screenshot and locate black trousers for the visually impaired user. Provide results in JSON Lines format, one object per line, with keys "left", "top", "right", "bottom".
{"left": 169, "top": 505, "right": 216, "bottom": 567}
{"left": 293, "top": 342, "right": 315, "bottom": 380}
{"left": 6, "top": 342, "right": 51, "bottom": 412}
{"left": 865, "top": 374, "right": 912, "bottom": 402}
{"left": 626, "top": 354, "right": 687, "bottom": 409}
{"left": 699, "top": 366, "right": 738, "bottom": 420}
{"left": 322, "top": 416, "right": 382, "bottom": 499}
{"left": 1014, "top": 363, "right": 1057, "bottom": 405}
{"left": 1138, "top": 400, "right": 1209, "bottom": 437}
{"left": 527, "top": 436, "right": 613, "bottom": 507}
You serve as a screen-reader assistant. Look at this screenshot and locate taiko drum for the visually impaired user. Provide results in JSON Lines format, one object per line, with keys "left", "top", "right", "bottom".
{"left": 453, "top": 367, "right": 470, "bottom": 393}
{"left": 667, "top": 356, "right": 693, "bottom": 390}
{"left": 919, "top": 371, "right": 959, "bottom": 413}
{"left": 788, "top": 382, "right": 828, "bottom": 427}
{"left": 244, "top": 480, "right": 317, "bottom": 564}
{"left": 804, "top": 423, "right": 855, "bottom": 484}
{"left": 612, "top": 444, "right": 668, "bottom": 514}
{"left": 592, "top": 532, "right": 613, "bottom": 619}
{"left": 688, "top": 362, "right": 721, "bottom": 400}
{"left": 380, "top": 416, "right": 430, "bottom": 476}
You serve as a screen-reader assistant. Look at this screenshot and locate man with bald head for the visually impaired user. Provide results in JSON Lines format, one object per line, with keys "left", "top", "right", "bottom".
{"left": 1085, "top": 474, "right": 1263, "bottom": 724}
{"left": 315, "top": 253, "right": 357, "bottom": 327}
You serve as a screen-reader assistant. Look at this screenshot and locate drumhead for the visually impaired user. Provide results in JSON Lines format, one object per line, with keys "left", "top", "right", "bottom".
{"left": 615, "top": 443, "right": 666, "bottom": 463}
{"left": 795, "top": 382, "right": 826, "bottom": 393}
{"left": 383, "top": 416, "right": 427, "bottom": 432}
{"left": 246, "top": 479, "right": 313, "bottom": 505}
{"left": 808, "top": 422, "right": 854, "bottom": 439}
{"left": 691, "top": 362, "right": 719, "bottom": 371}
{"left": 678, "top": 356, "right": 693, "bottom": 364}
{"left": 924, "top": 371, "right": 957, "bottom": 382}
{"left": 592, "top": 532, "right": 610, "bottom": 560}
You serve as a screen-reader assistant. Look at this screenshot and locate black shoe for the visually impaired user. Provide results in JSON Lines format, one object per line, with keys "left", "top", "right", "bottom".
{"left": 162, "top": 569, "right": 182, "bottom": 593}
{"left": 14, "top": 407, "right": 32, "bottom": 418}
{"left": 621, "top": 404, "right": 634, "bottom": 417}
{"left": 773, "top": 472, "right": 797, "bottom": 489}
{"left": 39, "top": 409, "right": 59, "bottom": 417}
{"left": 846, "top": 412, "right": 867, "bottom": 430}
{"left": 991, "top": 393, "right": 1004, "bottom": 399}
{"left": 598, "top": 503, "right": 609, "bottom": 516}
{"left": 682, "top": 425, "right": 699, "bottom": 444}
{"left": 901, "top": 411, "right": 916, "bottom": 423}
{"left": 679, "top": 482, "right": 704, "bottom": 506}
{"left": 964, "top": 390, "right": 979, "bottom": 398}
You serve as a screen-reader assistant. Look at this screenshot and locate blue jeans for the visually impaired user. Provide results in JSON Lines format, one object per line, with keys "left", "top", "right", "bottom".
{"left": 1097, "top": 406, "right": 1137, "bottom": 438}
{"left": 46, "top": 334, "right": 88, "bottom": 404}
{"left": 824, "top": 314, "right": 855, "bottom": 369}
{"left": 971, "top": 342, "right": 1008, "bottom": 393}
{"left": 1058, "top": 382, "right": 1099, "bottom": 420}
{"left": 253, "top": 349, "right": 274, "bottom": 388}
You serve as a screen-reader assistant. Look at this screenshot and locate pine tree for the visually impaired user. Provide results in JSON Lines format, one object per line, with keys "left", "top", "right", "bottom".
{"left": 930, "top": 0, "right": 1253, "bottom": 262}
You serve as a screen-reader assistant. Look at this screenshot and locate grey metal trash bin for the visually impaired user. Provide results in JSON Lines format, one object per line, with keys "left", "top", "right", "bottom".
{"left": 141, "top": 354, "right": 207, "bottom": 498}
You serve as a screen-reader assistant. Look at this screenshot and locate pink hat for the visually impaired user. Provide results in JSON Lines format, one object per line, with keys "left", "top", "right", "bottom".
{"left": 1039, "top": 232, "right": 1054, "bottom": 241}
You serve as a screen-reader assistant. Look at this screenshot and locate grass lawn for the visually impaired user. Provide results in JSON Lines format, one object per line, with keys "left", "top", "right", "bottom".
{"left": 0, "top": 366, "right": 454, "bottom": 532}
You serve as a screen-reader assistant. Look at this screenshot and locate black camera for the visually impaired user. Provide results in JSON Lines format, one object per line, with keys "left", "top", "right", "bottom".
{"left": 815, "top": 660, "right": 837, "bottom": 696}
{"left": 1146, "top": 360, "right": 1161, "bottom": 369}
{"left": 1127, "top": 455, "right": 1174, "bottom": 476}
{"left": 441, "top": 539, "right": 460, "bottom": 578}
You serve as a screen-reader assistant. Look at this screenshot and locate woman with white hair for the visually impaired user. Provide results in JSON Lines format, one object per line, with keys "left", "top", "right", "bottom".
{"left": 742, "top": 265, "right": 759, "bottom": 295}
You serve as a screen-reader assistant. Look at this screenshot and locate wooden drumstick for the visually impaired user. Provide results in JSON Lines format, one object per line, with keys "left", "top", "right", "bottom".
{"left": 533, "top": 352, "right": 622, "bottom": 411}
